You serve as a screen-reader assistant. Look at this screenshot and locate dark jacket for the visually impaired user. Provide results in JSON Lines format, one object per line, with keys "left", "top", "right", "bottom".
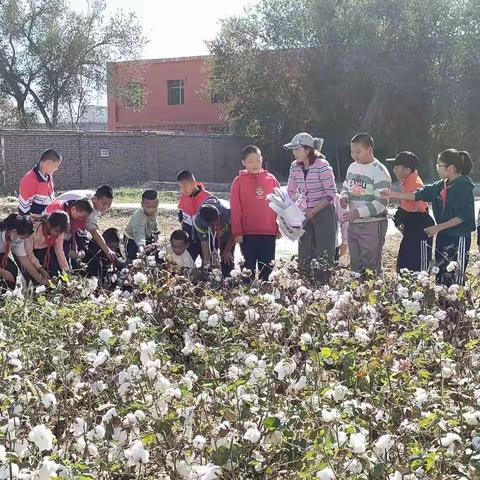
{"left": 415, "top": 175, "right": 475, "bottom": 237}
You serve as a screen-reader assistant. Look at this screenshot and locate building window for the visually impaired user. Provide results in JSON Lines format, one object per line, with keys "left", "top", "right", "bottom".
{"left": 168, "top": 80, "right": 184, "bottom": 105}
{"left": 122, "top": 81, "right": 144, "bottom": 111}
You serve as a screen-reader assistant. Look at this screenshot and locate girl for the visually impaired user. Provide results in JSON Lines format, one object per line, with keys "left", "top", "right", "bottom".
{"left": 285, "top": 132, "right": 337, "bottom": 273}
{"left": 26, "top": 211, "right": 70, "bottom": 281}
{"left": 383, "top": 149, "right": 475, "bottom": 285}
{"left": 0, "top": 214, "right": 46, "bottom": 290}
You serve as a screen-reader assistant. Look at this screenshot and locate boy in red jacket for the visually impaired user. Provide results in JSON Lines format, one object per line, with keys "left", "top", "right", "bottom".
{"left": 230, "top": 145, "right": 280, "bottom": 281}
{"left": 177, "top": 170, "right": 212, "bottom": 262}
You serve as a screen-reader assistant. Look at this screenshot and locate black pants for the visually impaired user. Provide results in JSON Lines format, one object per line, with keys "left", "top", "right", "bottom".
{"left": 125, "top": 236, "right": 154, "bottom": 261}
{"left": 395, "top": 211, "right": 435, "bottom": 272}
{"left": 435, "top": 233, "right": 471, "bottom": 286}
{"left": 33, "top": 248, "right": 61, "bottom": 278}
{"left": 182, "top": 223, "right": 202, "bottom": 262}
{"left": 0, "top": 253, "right": 18, "bottom": 291}
{"left": 240, "top": 235, "right": 276, "bottom": 281}
{"left": 83, "top": 241, "right": 126, "bottom": 285}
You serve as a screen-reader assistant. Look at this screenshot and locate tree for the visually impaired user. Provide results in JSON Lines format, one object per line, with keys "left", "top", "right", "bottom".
{"left": 207, "top": 0, "right": 480, "bottom": 178}
{"left": 0, "top": 0, "right": 146, "bottom": 127}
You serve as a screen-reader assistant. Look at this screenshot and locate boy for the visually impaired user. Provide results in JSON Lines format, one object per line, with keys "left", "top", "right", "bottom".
{"left": 124, "top": 189, "right": 159, "bottom": 260}
{"left": 18, "top": 149, "right": 62, "bottom": 217}
{"left": 45, "top": 198, "right": 94, "bottom": 263}
{"left": 230, "top": 145, "right": 280, "bottom": 281}
{"left": 84, "top": 228, "right": 126, "bottom": 284}
{"left": 177, "top": 170, "right": 212, "bottom": 262}
{"left": 389, "top": 152, "right": 434, "bottom": 272}
{"left": 340, "top": 133, "right": 391, "bottom": 275}
{"left": 168, "top": 230, "right": 196, "bottom": 270}
{"left": 193, "top": 197, "right": 235, "bottom": 277}
{"left": 55, "top": 185, "right": 116, "bottom": 262}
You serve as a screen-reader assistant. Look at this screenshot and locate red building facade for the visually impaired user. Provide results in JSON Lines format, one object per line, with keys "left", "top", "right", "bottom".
{"left": 107, "top": 56, "right": 227, "bottom": 134}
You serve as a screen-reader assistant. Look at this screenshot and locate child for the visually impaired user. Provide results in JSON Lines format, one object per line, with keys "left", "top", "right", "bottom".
{"left": 285, "top": 133, "right": 337, "bottom": 270}
{"left": 124, "top": 190, "right": 160, "bottom": 260}
{"left": 383, "top": 149, "right": 475, "bottom": 285}
{"left": 389, "top": 152, "right": 435, "bottom": 272}
{"left": 25, "top": 211, "right": 70, "bottom": 281}
{"left": 84, "top": 228, "right": 126, "bottom": 284}
{"left": 0, "top": 214, "right": 46, "bottom": 289}
{"left": 193, "top": 197, "right": 235, "bottom": 277}
{"left": 18, "top": 149, "right": 62, "bottom": 217}
{"left": 55, "top": 186, "right": 115, "bottom": 262}
{"left": 230, "top": 145, "right": 280, "bottom": 281}
{"left": 340, "top": 133, "right": 391, "bottom": 275}
{"left": 45, "top": 198, "right": 94, "bottom": 263}
{"left": 168, "top": 230, "right": 196, "bottom": 270}
{"left": 177, "top": 170, "right": 212, "bottom": 261}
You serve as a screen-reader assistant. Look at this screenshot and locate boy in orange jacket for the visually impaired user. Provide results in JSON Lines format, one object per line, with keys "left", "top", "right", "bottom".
{"left": 230, "top": 145, "right": 280, "bottom": 281}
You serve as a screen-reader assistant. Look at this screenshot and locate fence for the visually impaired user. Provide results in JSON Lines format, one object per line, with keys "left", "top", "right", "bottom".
{"left": 0, "top": 129, "right": 252, "bottom": 194}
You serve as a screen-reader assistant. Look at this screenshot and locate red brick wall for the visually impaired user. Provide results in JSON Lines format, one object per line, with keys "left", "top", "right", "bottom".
{"left": 0, "top": 129, "right": 251, "bottom": 194}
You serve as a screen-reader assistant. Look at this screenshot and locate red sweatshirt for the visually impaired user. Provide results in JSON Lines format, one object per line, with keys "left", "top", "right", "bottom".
{"left": 230, "top": 169, "right": 280, "bottom": 237}
{"left": 178, "top": 184, "right": 212, "bottom": 226}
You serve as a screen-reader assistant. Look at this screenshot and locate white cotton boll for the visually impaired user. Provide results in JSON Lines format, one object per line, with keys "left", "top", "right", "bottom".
{"left": 355, "top": 328, "right": 370, "bottom": 346}
{"left": 316, "top": 467, "right": 336, "bottom": 479}
{"left": 14, "top": 439, "right": 29, "bottom": 459}
{"left": 35, "top": 285, "right": 46, "bottom": 294}
{"left": 102, "top": 408, "right": 117, "bottom": 424}
{"left": 134, "top": 410, "right": 146, "bottom": 422}
{"left": 349, "top": 432, "right": 367, "bottom": 454}
{"left": 36, "top": 457, "right": 60, "bottom": 480}
{"left": 414, "top": 388, "right": 429, "bottom": 408}
{"left": 0, "top": 445, "right": 6, "bottom": 462}
{"left": 120, "top": 330, "right": 132, "bottom": 342}
{"left": 446, "top": 261, "right": 458, "bottom": 273}
{"left": 98, "top": 329, "right": 113, "bottom": 343}
{"left": 8, "top": 358, "right": 23, "bottom": 372}
{"left": 397, "top": 286, "right": 409, "bottom": 298}
{"left": 224, "top": 311, "right": 234, "bottom": 323}
{"left": 273, "top": 359, "right": 296, "bottom": 381}
{"left": 373, "top": 434, "right": 394, "bottom": 459}
{"left": 124, "top": 440, "right": 149, "bottom": 465}
{"left": 244, "top": 354, "right": 258, "bottom": 368}
{"left": 87, "top": 277, "right": 98, "bottom": 292}
{"left": 0, "top": 463, "right": 19, "bottom": 480}
{"left": 92, "top": 350, "right": 109, "bottom": 368}
{"left": 291, "top": 376, "right": 307, "bottom": 391}
{"left": 243, "top": 427, "right": 261, "bottom": 444}
{"left": 88, "top": 443, "right": 99, "bottom": 457}
{"left": 94, "top": 424, "right": 106, "bottom": 439}
{"left": 41, "top": 393, "right": 57, "bottom": 409}
{"left": 227, "top": 365, "right": 242, "bottom": 380}
{"left": 300, "top": 333, "right": 313, "bottom": 345}
{"left": 193, "top": 463, "right": 222, "bottom": 479}
{"left": 132, "top": 259, "right": 142, "bottom": 267}
{"left": 440, "top": 432, "right": 461, "bottom": 454}
{"left": 345, "top": 458, "right": 363, "bottom": 474}
{"left": 321, "top": 408, "right": 339, "bottom": 423}
{"left": 331, "top": 385, "right": 349, "bottom": 402}
{"left": 199, "top": 310, "right": 209, "bottom": 322}
{"left": 193, "top": 434, "right": 207, "bottom": 450}
{"left": 207, "top": 314, "right": 219, "bottom": 327}
{"left": 463, "top": 410, "right": 480, "bottom": 426}
{"left": 133, "top": 272, "right": 148, "bottom": 285}
{"left": 28, "top": 424, "right": 55, "bottom": 451}
{"left": 205, "top": 298, "right": 219, "bottom": 310}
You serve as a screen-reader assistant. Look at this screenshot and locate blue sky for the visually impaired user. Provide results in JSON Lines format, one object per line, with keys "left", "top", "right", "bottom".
{"left": 69, "top": 0, "right": 260, "bottom": 59}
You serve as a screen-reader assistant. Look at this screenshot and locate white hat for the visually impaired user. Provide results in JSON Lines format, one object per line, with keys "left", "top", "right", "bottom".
{"left": 283, "top": 132, "right": 324, "bottom": 151}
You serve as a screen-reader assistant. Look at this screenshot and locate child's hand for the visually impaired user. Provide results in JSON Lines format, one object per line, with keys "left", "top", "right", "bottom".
{"left": 39, "top": 268, "right": 51, "bottom": 280}
{"left": 0, "top": 268, "right": 15, "bottom": 284}
{"left": 339, "top": 243, "right": 348, "bottom": 257}
{"left": 380, "top": 189, "right": 392, "bottom": 199}
{"left": 221, "top": 250, "right": 234, "bottom": 266}
{"left": 235, "top": 235, "right": 243, "bottom": 244}
{"left": 340, "top": 197, "right": 349, "bottom": 209}
{"left": 305, "top": 208, "right": 317, "bottom": 220}
{"left": 424, "top": 225, "right": 441, "bottom": 237}
{"left": 106, "top": 249, "right": 118, "bottom": 262}
{"left": 343, "top": 209, "right": 360, "bottom": 223}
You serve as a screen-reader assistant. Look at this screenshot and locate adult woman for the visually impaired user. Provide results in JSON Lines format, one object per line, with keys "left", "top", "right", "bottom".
{"left": 285, "top": 132, "right": 337, "bottom": 271}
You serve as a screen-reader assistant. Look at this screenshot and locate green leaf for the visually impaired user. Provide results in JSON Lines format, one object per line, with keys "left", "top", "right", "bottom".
{"left": 263, "top": 416, "right": 281, "bottom": 430}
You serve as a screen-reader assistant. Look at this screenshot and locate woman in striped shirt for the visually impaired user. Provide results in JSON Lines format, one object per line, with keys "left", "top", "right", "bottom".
{"left": 285, "top": 132, "right": 337, "bottom": 273}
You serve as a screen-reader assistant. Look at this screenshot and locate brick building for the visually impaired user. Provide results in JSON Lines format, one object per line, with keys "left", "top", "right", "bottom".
{"left": 107, "top": 56, "right": 227, "bottom": 134}
{"left": 0, "top": 129, "right": 250, "bottom": 194}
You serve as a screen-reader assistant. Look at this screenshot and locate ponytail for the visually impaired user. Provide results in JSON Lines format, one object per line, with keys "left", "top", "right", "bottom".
{"left": 0, "top": 213, "right": 33, "bottom": 236}
{"left": 438, "top": 148, "right": 473, "bottom": 175}
{"left": 459, "top": 151, "right": 473, "bottom": 175}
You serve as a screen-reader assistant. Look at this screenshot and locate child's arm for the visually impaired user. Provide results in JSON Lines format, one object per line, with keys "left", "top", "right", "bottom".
{"left": 286, "top": 163, "right": 297, "bottom": 200}
{"left": 425, "top": 217, "right": 463, "bottom": 237}
{"left": 220, "top": 235, "right": 235, "bottom": 266}
{"left": 132, "top": 213, "right": 148, "bottom": 250}
{"left": 54, "top": 234, "right": 69, "bottom": 272}
{"left": 17, "top": 255, "right": 47, "bottom": 285}
{"left": 18, "top": 175, "right": 36, "bottom": 215}
{"left": 193, "top": 216, "right": 212, "bottom": 267}
{"left": 382, "top": 190, "right": 415, "bottom": 201}
{"left": 230, "top": 179, "right": 243, "bottom": 243}
{"left": 25, "top": 236, "right": 43, "bottom": 272}
{"left": 339, "top": 173, "right": 350, "bottom": 208}
{"left": 89, "top": 229, "right": 117, "bottom": 261}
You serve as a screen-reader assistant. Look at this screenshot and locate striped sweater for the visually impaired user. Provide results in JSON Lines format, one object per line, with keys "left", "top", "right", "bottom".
{"left": 287, "top": 158, "right": 337, "bottom": 211}
{"left": 18, "top": 165, "right": 55, "bottom": 215}
{"left": 341, "top": 159, "right": 391, "bottom": 223}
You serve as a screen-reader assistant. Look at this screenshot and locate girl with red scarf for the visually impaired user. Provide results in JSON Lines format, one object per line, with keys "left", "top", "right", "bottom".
{"left": 25, "top": 211, "right": 70, "bottom": 282}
